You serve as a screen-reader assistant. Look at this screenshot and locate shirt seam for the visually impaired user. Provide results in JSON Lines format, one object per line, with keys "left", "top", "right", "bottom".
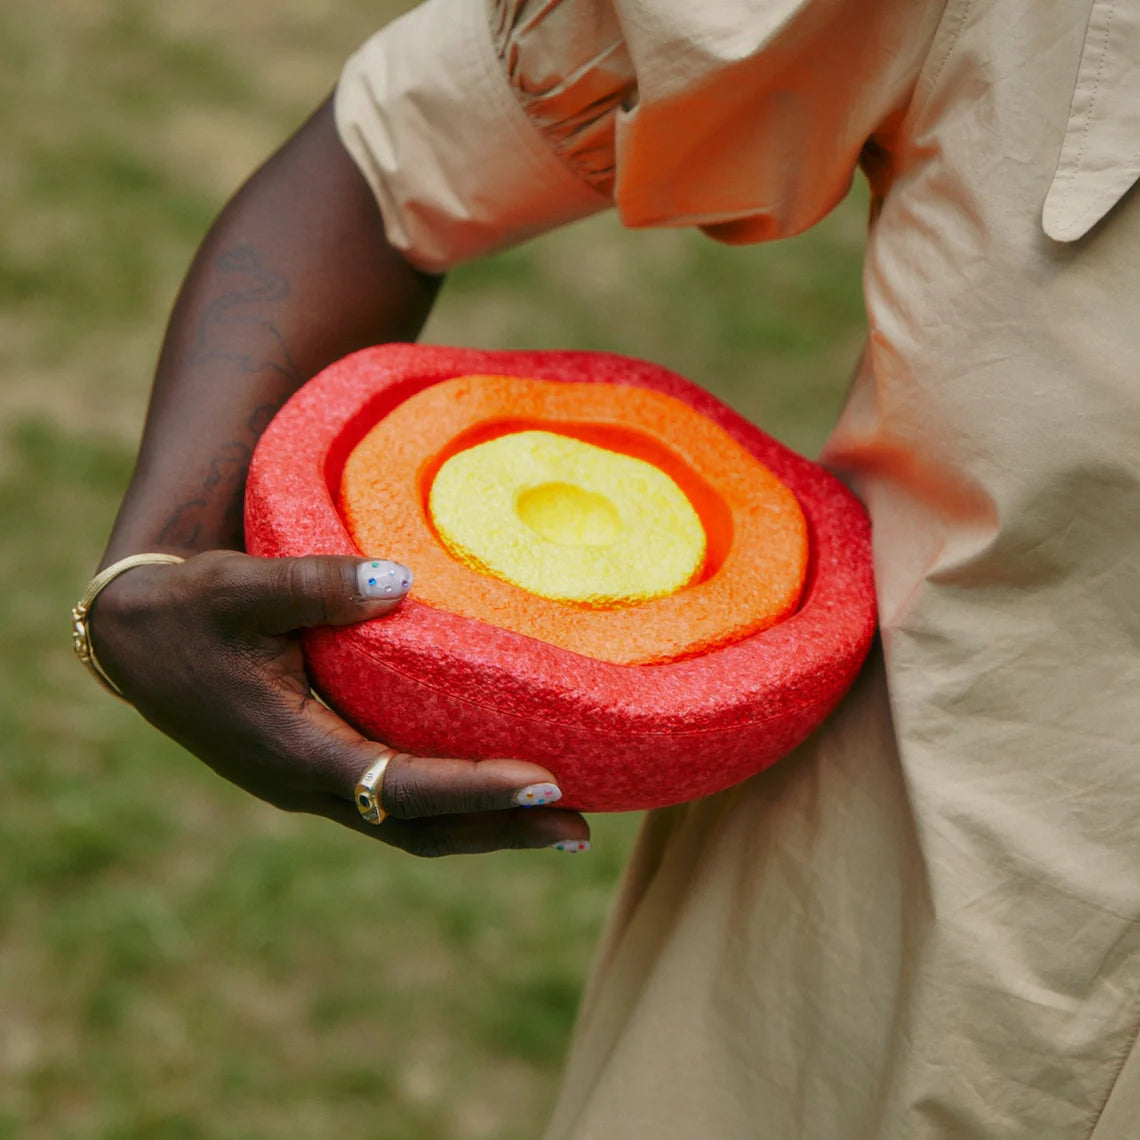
{"left": 895, "top": 0, "right": 971, "bottom": 143}
{"left": 1049, "top": 0, "right": 1116, "bottom": 231}
{"left": 1084, "top": 1006, "right": 1140, "bottom": 1140}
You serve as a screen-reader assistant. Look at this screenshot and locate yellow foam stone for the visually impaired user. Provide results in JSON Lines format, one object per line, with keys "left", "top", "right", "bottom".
{"left": 428, "top": 430, "right": 707, "bottom": 606}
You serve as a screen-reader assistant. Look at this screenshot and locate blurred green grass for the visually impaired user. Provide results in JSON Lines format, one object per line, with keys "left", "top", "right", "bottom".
{"left": 0, "top": 2, "right": 868, "bottom": 1137}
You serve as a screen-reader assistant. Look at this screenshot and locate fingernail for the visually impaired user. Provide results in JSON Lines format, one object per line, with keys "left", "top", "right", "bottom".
{"left": 358, "top": 560, "right": 413, "bottom": 600}
{"left": 550, "top": 840, "right": 591, "bottom": 853}
{"left": 513, "top": 782, "right": 562, "bottom": 808}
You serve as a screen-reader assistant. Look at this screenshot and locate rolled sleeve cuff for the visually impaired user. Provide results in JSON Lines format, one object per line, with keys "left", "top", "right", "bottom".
{"left": 335, "top": 0, "right": 611, "bottom": 274}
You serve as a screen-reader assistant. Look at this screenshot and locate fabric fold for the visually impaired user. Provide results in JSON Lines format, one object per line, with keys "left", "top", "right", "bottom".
{"left": 492, "top": 0, "right": 636, "bottom": 193}
{"left": 335, "top": 0, "right": 609, "bottom": 272}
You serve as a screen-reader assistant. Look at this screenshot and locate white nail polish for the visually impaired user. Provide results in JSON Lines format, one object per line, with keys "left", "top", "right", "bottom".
{"left": 550, "top": 840, "right": 590, "bottom": 853}
{"left": 513, "top": 782, "right": 562, "bottom": 808}
{"left": 357, "top": 560, "right": 413, "bottom": 600}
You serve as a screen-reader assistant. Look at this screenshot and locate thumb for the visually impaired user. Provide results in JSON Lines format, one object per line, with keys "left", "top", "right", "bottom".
{"left": 232, "top": 553, "right": 413, "bottom": 634}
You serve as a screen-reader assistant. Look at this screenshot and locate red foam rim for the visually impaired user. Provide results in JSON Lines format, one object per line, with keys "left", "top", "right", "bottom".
{"left": 246, "top": 345, "right": 875, "bottom": 739}
{"left": 245, "top": 346, "right": 875, "bottom": 811}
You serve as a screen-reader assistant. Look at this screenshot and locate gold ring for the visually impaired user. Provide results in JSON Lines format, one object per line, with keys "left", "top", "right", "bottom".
{"left": 354, "top": 749, "right": 395, "bottom": 825}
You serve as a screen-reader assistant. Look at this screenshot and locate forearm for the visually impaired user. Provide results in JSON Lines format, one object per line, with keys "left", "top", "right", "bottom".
{"left": 102, "top": 96, "right": 441, "bottom": 566}
{"left": 83, "top": 86, "right": 588, "bottom": 860}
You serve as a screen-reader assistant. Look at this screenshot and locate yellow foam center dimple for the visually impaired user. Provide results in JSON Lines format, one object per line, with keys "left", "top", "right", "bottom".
{"left": 516, "top": 482, "right": 624, "bottom": 547}
{"left": 428, "top": 430, "right": 706, "bottom": 607}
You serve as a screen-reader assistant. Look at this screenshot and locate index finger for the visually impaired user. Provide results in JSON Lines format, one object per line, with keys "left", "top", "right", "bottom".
{"left": 253, "top": 666, "right": 567, "bottom": 818}
{"left": 290, "top": 689, "right": 567, "bottom": 818}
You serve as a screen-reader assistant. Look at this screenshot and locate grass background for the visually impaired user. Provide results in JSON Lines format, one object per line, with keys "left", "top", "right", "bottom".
{"left": 0, "top": 2, "right": 867, "bottom": 1136}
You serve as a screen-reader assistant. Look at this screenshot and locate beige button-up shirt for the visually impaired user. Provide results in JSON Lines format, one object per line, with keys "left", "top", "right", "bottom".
{"left": 336, "top": 2, "right": 1140, "bottom": 1136}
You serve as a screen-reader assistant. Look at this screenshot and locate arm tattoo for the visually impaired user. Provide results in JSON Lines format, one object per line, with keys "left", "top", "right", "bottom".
{"left": 157, "top": 401, "right": 288, "bottom": 548}
{"left": 159, "top": 246, "right": 304, "bottom": 547}
{"left": 188, "top": 245, "right": 302, "bottom": 385}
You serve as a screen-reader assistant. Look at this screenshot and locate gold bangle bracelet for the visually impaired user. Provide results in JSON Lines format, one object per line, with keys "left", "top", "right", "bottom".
{"left": 71, "top": 553, "right": 186, "bottom": 699}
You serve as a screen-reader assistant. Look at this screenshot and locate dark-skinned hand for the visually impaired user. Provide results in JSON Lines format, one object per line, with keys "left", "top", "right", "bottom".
{"left": 90, "top": 550, "right": 590, "bottom": 857}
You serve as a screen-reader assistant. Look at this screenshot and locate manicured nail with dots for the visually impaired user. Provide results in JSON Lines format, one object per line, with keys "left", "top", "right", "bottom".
{"left": 358, "top": 560, "right": 413, "bottom": 599}
{"left": 551, "top": 840, "right": 591, "bottom": 853}
{"left": 513, "top": 782, "right": 562, "bottom": 808}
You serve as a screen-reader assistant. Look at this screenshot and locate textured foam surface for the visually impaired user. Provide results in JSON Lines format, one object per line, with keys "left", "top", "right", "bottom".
{"left": 245, "top": 345, "right": 877, "bottom": 813}
{"left": 337, "top": 373, "right": 808, "bottom": 665}
{"left": 426, "top": 429, "right": 706, "bottom": 605}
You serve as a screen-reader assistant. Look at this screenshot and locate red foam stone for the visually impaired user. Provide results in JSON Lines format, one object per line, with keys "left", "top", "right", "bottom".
{"left": 245, "top": 345, "right": 877, "bottom": 813}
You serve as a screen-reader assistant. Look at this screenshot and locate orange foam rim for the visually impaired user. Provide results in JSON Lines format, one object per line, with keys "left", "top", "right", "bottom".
{"left": 340, "top": 375, "right": 808, "bottom": 665}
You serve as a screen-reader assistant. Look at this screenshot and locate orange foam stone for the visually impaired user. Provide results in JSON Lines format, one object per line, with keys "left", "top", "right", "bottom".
{"left": 340, "top": 375, "right": 808, "bottom": 665}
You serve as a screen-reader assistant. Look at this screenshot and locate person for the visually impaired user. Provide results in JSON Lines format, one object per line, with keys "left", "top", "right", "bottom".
{"left": 77, "top": 0, "right": 1140, "bottom": 1136}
